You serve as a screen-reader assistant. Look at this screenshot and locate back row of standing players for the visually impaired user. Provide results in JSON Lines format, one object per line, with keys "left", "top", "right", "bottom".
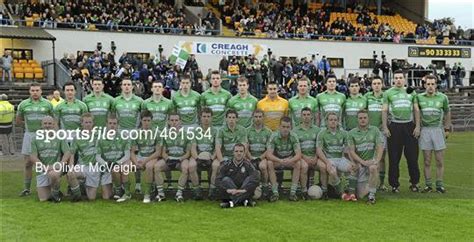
{"left": 17, "top": 70, "right": 451, "bottom": 204}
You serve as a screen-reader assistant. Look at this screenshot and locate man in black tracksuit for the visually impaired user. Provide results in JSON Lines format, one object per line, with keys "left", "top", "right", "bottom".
{"left": 216, "top": 144, "right": 260, "bottom": 208}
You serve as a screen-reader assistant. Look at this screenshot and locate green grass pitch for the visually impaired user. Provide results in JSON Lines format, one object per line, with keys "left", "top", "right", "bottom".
{"left": 1, "top": 132, "right": 473, "bottom": 241}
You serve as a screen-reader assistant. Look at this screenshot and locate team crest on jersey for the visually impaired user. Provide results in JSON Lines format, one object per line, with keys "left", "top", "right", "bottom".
{"left": 241, "top": 166, "right": 246, "bottom": 173}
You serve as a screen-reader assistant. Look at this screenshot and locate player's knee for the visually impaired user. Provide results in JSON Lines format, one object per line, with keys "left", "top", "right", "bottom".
{"left": 145, "top": 161, "right": 154, "bottom": 170}
{"left": 259, "top": 161, "right": 267, "bottom": 171}
{"left": 369, "top": 165, "right": 378, "bottom": 174}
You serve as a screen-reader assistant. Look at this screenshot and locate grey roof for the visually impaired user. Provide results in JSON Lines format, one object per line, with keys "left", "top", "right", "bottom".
{"left": 0, "top": 26, "right": 56, "bottom": 41}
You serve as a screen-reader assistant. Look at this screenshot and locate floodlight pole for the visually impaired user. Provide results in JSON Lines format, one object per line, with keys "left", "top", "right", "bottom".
{"left": 52, "top": 40, "right": 57, "bottom": 86}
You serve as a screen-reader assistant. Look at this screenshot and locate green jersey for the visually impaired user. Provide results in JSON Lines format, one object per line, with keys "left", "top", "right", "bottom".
{"left": 416, "top": 92, "right": 449, "bottom": 127}
{"left": 142, "top": 97, "right": 174, "bottom": 130}
{"left": 268, "top": 131, "right": 301, "bottom": 159}
{"left": 200, "top": 88, "right": 232, "bottom": 127}
{"left": 161, "top": 130, "right": 191, "bottom": 159}
{"left": 316, "top": 91, "right": 346, "bottom": 127}
{"left": 193, "top": 126, "right": 218, "bottom": 154}
{"left": 31, "top": 136, "right": 69, "bottom": 167}
{"left": 83, "top": 92, "right": 114, "bottom": 127}
{"left": 70, "top": 134, "right": 97, "bottom": 165}
{"left": 172, "top": 90, "right": 201, "bottom": 126}
{"left": 344, "top": 94, "right": 367, "bottom": 130}
{"left": 216, "top": 124, "right": 248, "bottom": 158}
{"left": 247, "top": 125, "right": 272, "bottom": 158}
{"left": 292, "top": 124, "right": 321, "bottom": 156}
{"left": 96, "top": 135, "right": 131, "bottom": 163}
{"left": 17, "top": 97, "right": 54, "bottom": 132}
{"left": 132, "top": 129, "right": 160, "bottom": 157}
{"left": 289, "top": 95, "right": 318, "bottom": 125}
{"left": 226, "top": 94, "right": 258, "bottom": 128}
{"left": 316, "top": 128, "right": 348, "bottom": 159}
{"left": 365, "top": 91, "right": 384, "bottom": 129}
{"left": 347, "top": 126, "right": 383, "bottom": 161}
{"left": 112, "top": 94, "right": 143, "bottom": 130}
{"left": 383, "top": 87, "right": 417, "bottom": 123}
{"left": 54, "top": 99, "right": 88, "bottom": 130}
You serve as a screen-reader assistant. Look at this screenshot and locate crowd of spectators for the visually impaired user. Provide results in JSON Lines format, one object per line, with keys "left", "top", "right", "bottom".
{"left": 414, "top": 18, "right": 471, "bottom": 45}
{"left": 7, "top": 0, "right": 218, "bottom": 35}
{"left": 220, "top": 1, "right": 471, "bottom": 44}
{"left": 0, "top": 8, "right": 12, "bottom": 25}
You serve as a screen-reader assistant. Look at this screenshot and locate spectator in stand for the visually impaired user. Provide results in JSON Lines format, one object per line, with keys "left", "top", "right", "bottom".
{"left": 1, "top": 50, "right": 13, "bottom": 83}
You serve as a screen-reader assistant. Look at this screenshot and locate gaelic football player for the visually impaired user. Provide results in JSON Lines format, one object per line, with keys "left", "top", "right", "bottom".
{"left": 226, "top": 76, "right": 258, "bottom": 128}
{"left": 172, "top": 74, "right": 201, "bottom": 128}
{"left": 382, "top": 70, "right": 421, "bottom": 193}
{"left": 289, "top": 77, "right": 318, "bottom": 126}
{"left": 293, "top": 107, "right": 327, "bottom": 199}
{"left": 344, "top": 78, "right": 367, "bottom": 131}
{"left": 266, "top": 116, "right": 302, "bottom": 202}
{"left": 200, "top": 70, "right": 232, "bottom": 128}
{"left": 213, "top": 109, "right": 248, "bottom": 199}
{"left": 246, "top": 109, "right": 272, "bottom": 197}
{"left": 31, "top": 116, "right": 74, "bottom": 202}
{"left": 347, "top": 110, "right": 384, "bottom": 204}
{"left": 54, "top": 81, "right": 88, "bottom": 136}
{"left": 112, "top": 78, "right": 143, "bottom": 193}
{"left": 417, "top": 75, "right": 451, "bottom": 193}
{"left": 142, "top": 81, "right": 174, "bottom": 130}
{"left": 69, "top": 113, "right": 112, "bottom": 200}
{"left": 17, "top": 83, "right": 54, "bottom": 196}
{"left": 316, "top": 113, "right": 358, "bottom": 201}
{"left": 256, "top": 82, "right": 288, "bottom": 131}
{"left": 155, "top": 113, "right": 191, "bottom": 202}
{"left": 365, "top": 76, "right": 387, "bottom": 191}
{"left": 131, "top": 110, "right": 162, "bottom": 203}
{"left": 83, "top": 77, "right": 114, "bottom": 128}
{"left": 316, "top": 74, "right": 346, "bottom": 127}
{"left": 190, "top": 108, "right": 218, "bottom": 200}
{"left": 96, "top": 114, "right": 133, "bottom": 202}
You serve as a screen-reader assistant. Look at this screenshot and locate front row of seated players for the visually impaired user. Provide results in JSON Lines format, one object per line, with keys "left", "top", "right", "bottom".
{"left": 33, "top": 107, "right": 384, "bottom": 205}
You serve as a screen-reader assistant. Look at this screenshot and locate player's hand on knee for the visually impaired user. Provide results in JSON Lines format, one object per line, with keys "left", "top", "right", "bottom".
{"left": 383, "top": 127, "right": 391, "bottom": 138}
{"left": 413, "top": 126, "right": 420, "bottom": 138}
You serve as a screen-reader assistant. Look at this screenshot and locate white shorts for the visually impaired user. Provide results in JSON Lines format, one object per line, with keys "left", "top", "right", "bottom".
{"left": 76, "top": 164, "right": 112, "bottom": 188}
{"left": 36, "top": 173, "right": 50, "bottom": 187}
{"left": 21, "top": 132, "right": 35, "bottom": 155}
{"left": 358, "top": 166, "right": 369, "bottom": 182}
{"left": 328, "top": 157, "right": 351, "bottom": 173}
{"left": 419, "top": 127, "right": 446, "bottom": 151}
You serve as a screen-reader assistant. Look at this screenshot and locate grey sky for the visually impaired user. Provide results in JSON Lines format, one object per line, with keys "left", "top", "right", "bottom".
{"left": 428, "top": 0, "right": 473, "bottom": 29}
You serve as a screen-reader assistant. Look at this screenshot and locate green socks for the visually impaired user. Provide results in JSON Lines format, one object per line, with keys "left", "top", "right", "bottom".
{"left": 379, "top": 171, "right": 385, "bottom": 185}
{"left": 24, "top": 178, "right": 31, "bottom": 190}
{"left": 425, "top": 178, "right": 432, "bottom": 187}
{"left": 348, "top": 176, "right": 357, "bottom": 194}
{"left": 436, "top": 180, "right": 444, "bottom": 188}
{"left": 143, "top": 183, "right": 152, "bottom": 195}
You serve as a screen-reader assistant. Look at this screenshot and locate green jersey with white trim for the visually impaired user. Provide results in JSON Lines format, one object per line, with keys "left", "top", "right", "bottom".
{"left": 17, "top": 97, "right": 54, "bottom": 132}
{"left": 347, "top": 125, "right": 383, "bottom": 161}
{"left": 83, "top": 92, "right": 114, "bottom": 127}
{"left": 96, "top": 134, "right": 131, "bottom": 163}
{"left": 70, "top": 134, "right": 97, "bottom": 165}
{"left": 200, "top": 88, "right": 232, "bottom": 127}
{"left": 54, "top": 99, "right": 88, "bottom": 130}
{"left": 247, "top": 125, "right": 272, "bottom": 158}
{"left": 226, "top": 94, "right": 258, "bottom": 128}
{"left": 132, "top": 129, "right": 160, "bottom": 157}
{"left": 316, "top": 128, "right": 348, "bottom": 159}
{"left": 365, "top": 91, "right": 384, "bottom": 129}
{"left": 31, "top": 136, "right": 69, "bottom": 166}
{"left": 416, "top": 92, "right": 449, "bottom": 127}
{"left": 316, "top": 91, "right": 346, "bottom": 127}
{"left": 383, "top": 87, "right": 417, "bottom": 123}
{"left": 268, "top": 131, "right": 301, "bottom": 159}
{"left": 172, "top": 90, "right": 201, "bottom": 126}
{"left": 142, "top": 97, "right": 174, "bottom": 130}
{"left": 292, "top": 125, "right": 321, "bottom": 156}
{"left": 216, "top": 124, "right": 248, "bottom": 158}
{"left": 112, "top": 94, "right": 143, "bottom": 130}
{"left": 344, "top": 94, "right": 367, "bottom": 130}
{"left": 193, "top": 126, "right": 218, "bottom": 154}
{"left": 289, "top": 95, "right": 318, "bottom": 125}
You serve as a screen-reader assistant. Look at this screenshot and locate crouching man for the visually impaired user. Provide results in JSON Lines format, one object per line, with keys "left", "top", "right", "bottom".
{"left": 217, "top": 143, "right": 260, "bottom": 208}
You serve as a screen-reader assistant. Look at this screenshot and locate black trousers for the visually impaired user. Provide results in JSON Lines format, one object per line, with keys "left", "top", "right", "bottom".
{"left": 219, "top": 176, "right": 255, "bottom": 205}
{"left": 387, "top": 122, "right": 420, "bottom": 188}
